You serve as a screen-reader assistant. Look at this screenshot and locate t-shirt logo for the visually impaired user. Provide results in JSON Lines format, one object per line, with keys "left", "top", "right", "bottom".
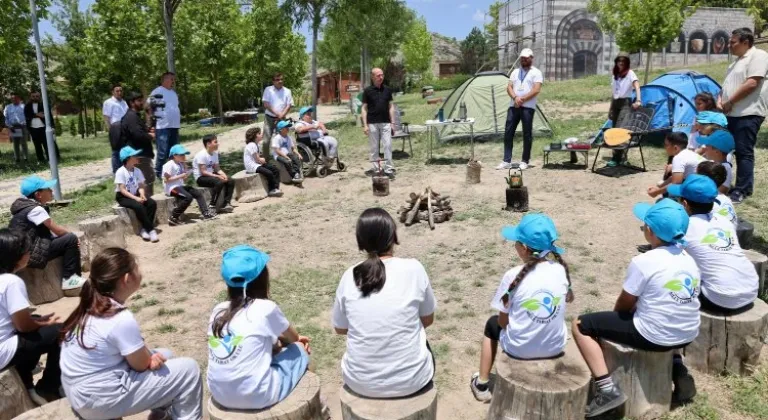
{"left": 716, "top": 205, "right": 737, "bottom": 224}
{"left": 664, "top": 271, "right": 700, "bottom": 304}
{"left": 521, "top": 290, "right": 562, "bottom": 324}
{"left": 126, "top": 176, "right": 137, "bottom": 192}
{"left": 208, "top": 334, "right": 244, "bottom": 363}
{"left": 701, "top": 227, "right": 734, "bottom": 251}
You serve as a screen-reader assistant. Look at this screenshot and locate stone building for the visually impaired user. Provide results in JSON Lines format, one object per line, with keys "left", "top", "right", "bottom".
{"left": 431, "top": 33, "right": 462, "bottom": 78}
{"left": 498, "top": 0, "right": 753, "bottom": 80}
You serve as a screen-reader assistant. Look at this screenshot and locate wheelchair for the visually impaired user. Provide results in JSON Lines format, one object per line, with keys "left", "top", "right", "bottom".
{"left": 295, "top": 134, "right": 347, "bottom": 178}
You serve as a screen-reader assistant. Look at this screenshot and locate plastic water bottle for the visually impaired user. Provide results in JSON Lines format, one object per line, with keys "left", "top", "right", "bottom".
{"left": 459, "top": 102, "right": 467, "bottom": 120}
{"left": 438, "top": 108, "right": 444, "bottom": 122}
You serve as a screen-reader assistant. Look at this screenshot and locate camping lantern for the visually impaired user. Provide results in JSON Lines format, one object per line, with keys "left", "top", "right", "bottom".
{"left": 504, "top": 168, "right": 529, "bottom": 212}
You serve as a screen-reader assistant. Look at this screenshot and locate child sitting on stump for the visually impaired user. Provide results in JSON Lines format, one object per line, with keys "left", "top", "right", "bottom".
{"left": 573, "top": 199, "right": 700, "bottom": 417}
{"left": 194, "top": 134, "right": 235, "bottom": 213}
{"left": 9, "top": 175, "right": 86, "bottom": 290}
{"left": 697, "top": 161, "right": 737, "bottom": 227}
{"left": 666, "top": 174, "right": 758, "bottom": 315}
{"left": 163, "top": 144, "right": 217, "bottom": 225}
{"left": 697, "top": 130, "right": 735, "bottom": 194}
{"left": 648, "top": 132, "right": 704, "bottom": 198}
{"left": 207, "top": 245, "right": 311, "bottom": 410}
{"left": 243, "top": 127, "right": 283, "bottom": 197}
{"left": 0, "top": 228, "right": 64, "bottom": 405}
{"left": 271, "top": 120, "right": 303, "bottom": 184}
{"left": 115, "top": 146, "right": 159, "bottom": 242}
{"left": 470, "top": 213, "right": 573, "bottom": 402}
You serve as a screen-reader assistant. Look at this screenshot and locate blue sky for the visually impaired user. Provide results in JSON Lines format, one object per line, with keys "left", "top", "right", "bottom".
{"left": 39, "top": 0, "right": 498, "bottom": 44}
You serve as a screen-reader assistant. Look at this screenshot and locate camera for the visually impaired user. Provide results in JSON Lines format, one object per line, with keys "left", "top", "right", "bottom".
{"left": 148, "top": 94, "right": 165, "bottom": 128}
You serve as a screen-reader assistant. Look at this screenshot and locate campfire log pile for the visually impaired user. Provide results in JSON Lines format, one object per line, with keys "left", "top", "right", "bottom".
{"left": 398, "top": 187, "right": 453, "bottom": 229}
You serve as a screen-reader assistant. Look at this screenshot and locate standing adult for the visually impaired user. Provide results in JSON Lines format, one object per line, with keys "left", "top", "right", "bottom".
{"left": 102, "top": 84, "right": 129, "bottom": 173}
{"left": 361, "top": 68, "right": 396, "bottom": 177}
{"left": 262, "top": 73, "right": 294, "bottom": 144}
{"left": 150, "top": 72, "right": 181, "bottom": 178}
{"left": 24, "top": 91, "right": 59, "bottom": 164}
{"left": 607, "top": 54, "right": 642, "bottom": 167}
{"left": 497, "top": 49, "right": 543, "bottom": 171}
{"left": 121, "top": 92, "right": 156, "bottom": 197}
{"left": 718, "top": 27, "right": 768, "bottom": 204}
{"left": 3, "top": 93, "right": 28, "bottom": 163}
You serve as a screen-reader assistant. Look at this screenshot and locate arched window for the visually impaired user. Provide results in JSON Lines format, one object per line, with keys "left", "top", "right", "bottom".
{"left": 573, "top": 51, "right": 598, "bottom": 79}
{"left": 667, "top": 32, "right": 685, "bottom": 53}
{"left": 711, "top": 30, "right": 729, "bottom": 54}
{"left": 689, "top": 30, "right": 708, "bottom": 54}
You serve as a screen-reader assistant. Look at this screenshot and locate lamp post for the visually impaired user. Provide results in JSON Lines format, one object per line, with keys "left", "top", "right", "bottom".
{"left": 29, "top": 0, "right": 62, "bottom": 200}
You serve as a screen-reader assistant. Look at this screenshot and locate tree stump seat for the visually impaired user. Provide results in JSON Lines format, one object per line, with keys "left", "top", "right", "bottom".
{"left": 112, "top": 204, "right": 143, "bottom": 235}
{"left": 208, "top": 371, "right": 324, "bottom": 420}
{"left": 16, "top": 257, "right": 79, "bottom": 305}
{"left": 150, "top": 193, "right": 175, "bottom": 226}
{"left": 232, "top": 170, "right": 269, "bottom": 203}
{"left": 1, "top": 367, "right": 36, "bottom": 420}
{"left": 339, "top": 382, "right": 437, "bottom": 420}
{"left": 744, "top": 249, "right": 767, "bottom": 296}
{"left": 600, "top": 339, "right": 673, "bottom": 420}
{"left": 488, "top": 339, "right": 590, "bottom": 420}
{"left": 685, "top": 298, "right": 768, "bottom": 376}
{"left": 76, "top": 215, "right": 127, "bottom": 257}
{"left": 73, "top": 230, "right": 90, "bottom": 273}
{"left": 11, "top": 398, "right": 126, "bottom": 420}
{"left": 736, "top": 218, "right": 754, "bottom": 250}
{"left": 274, "top": 160, "right": 296, "bottom": 185}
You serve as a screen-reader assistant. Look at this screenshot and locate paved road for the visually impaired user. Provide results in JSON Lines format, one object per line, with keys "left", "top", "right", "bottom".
{"left": 0, "top": 105, "right": 350, "bottom": 209}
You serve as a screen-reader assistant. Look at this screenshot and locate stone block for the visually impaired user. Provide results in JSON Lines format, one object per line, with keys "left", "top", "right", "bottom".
{"left": 77, "top": 215, "right": 127, "bottom": 258}
{"left": 233, "top": 170, "right": 269, "bottom": 203}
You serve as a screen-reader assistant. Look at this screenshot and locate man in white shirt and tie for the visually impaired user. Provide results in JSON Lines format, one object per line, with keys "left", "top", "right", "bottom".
{"left": 102, "top": 85, "right": 129, "bottom": 173}
{"left": 262, "top": 73, "right": 294, "bottom": 143}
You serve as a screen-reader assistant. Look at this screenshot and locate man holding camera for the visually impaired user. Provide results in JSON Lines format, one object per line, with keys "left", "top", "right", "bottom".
{"left": 150, "top": 72, "right": 181, "bottom": 178}
{"left": 122, "top": 92, "right": 156, "bottom": 196}
{"left": 262, "top": 73, "right": 294, "bottom": 143}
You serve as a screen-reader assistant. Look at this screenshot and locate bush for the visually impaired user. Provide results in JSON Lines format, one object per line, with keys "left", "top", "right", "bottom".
{"left": 77, "top": 114, "right": 85, "bottom": 137}
{"left": 411, "top": 73, "right": 472, "bottom": 93}
{"left": 85, "top": 115, "right": 94, "bottom": 136}
{"left": 54, "top": 116, "right": 63, "bottom": 136}
{"left": 69, "top": 119, "right": 76, "bottom": 137}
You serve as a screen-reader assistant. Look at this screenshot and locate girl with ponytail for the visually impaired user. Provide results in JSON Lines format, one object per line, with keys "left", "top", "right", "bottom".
{"left": 332, "top": 208, "right": 437, "bottom": 398}
{"left": 59, "top": 248, "right": 203, "bottom": 420}
{"left": 470, "top": 214, "right": 573, "bottom": 403}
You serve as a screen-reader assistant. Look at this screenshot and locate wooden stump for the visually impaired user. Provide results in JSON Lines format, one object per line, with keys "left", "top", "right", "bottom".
{"left": 208, "top": 371, "right": 324, "bottom": 420}
{"left": 275, "top": 161, "right": 295, "bottom": 185}
{"left": 744, "top": 249, "right": 767, "bottom": 296}
{"left": 736, "top": 218, "right": 754, "bottom": 250}
{"left": 505, "top": 187, "right": 529, "bottom": 212}
{"left": 16, "top": 257, "right": 66, "bottom": 304}
{"left": 73, "top": 230, "right": 90, "bottom": 273}
{"left": 112, "top": 204, "right": 142, "bottom": 235}
{"left": 685, "top": 299, "right": 768, "bottom": 376}
{"left": 151, "top": 193, "right": 175, "bottom": 226}
{"left": 372, "top": 176, "right": 390, "bottom": 197}
{"left": 600, "top": 340, "right": 672, "bottom": 420}
{"left": 11, "top": 398, "right": 78, "bottom": 420}
{"left": 0, "top": 368, "right": 37, "bottom": 420}
{"left": 488, "top": 340, "right": 591, "bottom": 420}
{"left": 233, "top": 170, "right": 269, "bottom": 203}
{"left": 340, "top": 383, "right": 437, "bottom": 420}
{"left": 466, "top": 161, "right": 481, "bottom": 184}
{"left": 77, "top": 215, "right": 127, "bottom": 258}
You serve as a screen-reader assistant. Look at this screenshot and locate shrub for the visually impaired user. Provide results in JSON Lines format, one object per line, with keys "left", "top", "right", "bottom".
{"left": 54, "top": 116, "right": 63, "bottom": 136}
{"left": 411, "top": 73, "right": 472, "bottom": 93}
{"left": 77, "top": 114, "right": 85, "bottom": 137}
{"left": 69, "top": 118, "right": 76, "bottom": 137}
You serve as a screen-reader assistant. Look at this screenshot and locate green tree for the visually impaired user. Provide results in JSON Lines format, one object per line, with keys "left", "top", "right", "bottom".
{"left": 461, "top": 27, "right": 487, "bottom": 74}
{"left": 402, "top": 16, "right": 432, "bottom": 77}
{"left": 160, "top": 0, "right": 183, "bottom": 72}
{"left": 54, "top": 116, "right": 62, "bottom": 136}
{"left": 483, "top": 1, "right": 502, "bottom": 69}
{"left": 0, "top": 0, "right": 50, "bottom": 98}
{"left": 588, "top": 0, "right": 697, "bottom": 83}
{"left": 317, "top": 22, "right": 360, "bottom": 74}
{"left": 69, "top": 118, "right": 76, "bottom": 136}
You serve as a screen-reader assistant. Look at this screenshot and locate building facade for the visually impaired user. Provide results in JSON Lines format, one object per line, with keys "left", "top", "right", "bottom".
{"left": 498, "top": 1, "right": 753, "bottom": 80}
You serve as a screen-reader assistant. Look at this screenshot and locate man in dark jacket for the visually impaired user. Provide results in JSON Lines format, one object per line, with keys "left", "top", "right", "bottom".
{"left": 121, "top": 92, "right": 156, "bottom": 196}
{"left": 24, "top": 91, "right": 60, "bottom": 164}
{"left": 9, "top": 176, "right": 85, "bottom": 291}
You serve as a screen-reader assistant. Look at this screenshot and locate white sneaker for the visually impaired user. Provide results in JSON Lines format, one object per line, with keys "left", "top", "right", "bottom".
{"left": 495, "top": 161, "right": 512, "bottom": 170}
{"left": 62, "top": 274, "right": 86, "bottom": 291}
{"left": 149, "top": 230, "right": 159, "bottom": 243}
{"left": 519, "top": 162, "right": 529, "bottom": 170}
{"left": 268, "top": 189, "right": 284, "bottom": 197}
{"left": 140, "top": 229, "right": 151, "bottom": 241}
{"left": 470, "top": 372, "right": 492, "bottom": 402}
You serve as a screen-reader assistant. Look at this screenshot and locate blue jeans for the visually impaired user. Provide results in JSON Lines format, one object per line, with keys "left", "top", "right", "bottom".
{"left": 272, "top": 343, "right": 309, "bottom": 402}
{"left": 111, "top": 150, "right": 121, "bottom": 174}
{"left": 504, "top": 106, "right": 535, "bottom": 163}
{"left": 727, "top": 115, "right": 764, "bottom": 196}
{"left": 154, "top": 128, "right": 180, "bottom": 177}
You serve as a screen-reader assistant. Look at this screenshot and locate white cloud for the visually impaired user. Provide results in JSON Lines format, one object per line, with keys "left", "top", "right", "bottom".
{"left": 459, "top": 3, "right": 469, "bottom": 8}
{"left": 472, "top": 9, "right": 486, "bottom": 22}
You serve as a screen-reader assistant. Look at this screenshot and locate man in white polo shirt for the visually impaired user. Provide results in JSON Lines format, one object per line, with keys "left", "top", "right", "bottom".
{"left": 718, "top": 27, "right": 768, "bottom": 204}
{"left": 262, "top": 73, "right": 294, "bottom": 144}
{"left": 497, "top": 48, "right": 543, "bottom": 171}
{"left": 102, "top": 84, "right": 128, "bottom": 173}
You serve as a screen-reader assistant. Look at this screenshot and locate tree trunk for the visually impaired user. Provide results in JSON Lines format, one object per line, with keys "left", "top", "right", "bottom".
{"left": 311, "top": 15, "right": 320, "bottom": 107}
{"left": 92, "top": 106, "right": 98, "bottom": 136}
{"left": 643, "top": 50, "right": 652, "bottom": 85}
{"left": 163, "top": 2, "right": 176, "bottom": 73}
{"left": 214, "top": 71, "right": 224, "bottom": 121}
{"left": 80, "top": 104, "right": 87, "bottom": 139}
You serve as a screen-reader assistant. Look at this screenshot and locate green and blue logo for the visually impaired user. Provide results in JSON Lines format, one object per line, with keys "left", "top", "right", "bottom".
{"left": 701, "top": 227, "right": 734, "bottom": 251}
{"left": 715, "top": 204, "right": 737, "bottom": 224}
{"left": 208, "top": 334, "right": 244, "bottom": 363}
{"left": 663, "top": 271, "right": 700, "bottom": 304}
{"left": 521, "top": 290, "right": 563, "bottom": 324}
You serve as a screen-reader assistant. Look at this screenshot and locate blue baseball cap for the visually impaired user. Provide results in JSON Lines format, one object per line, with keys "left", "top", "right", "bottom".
{"left": 20, "top": 176, "right": 57, "bottom": 197}
{"left": 276, "top": 120, "right": 292, "bottom": 130}
{"left": 667, "top": 174, "right": 720, "bottom": 204}
{"left": 119, "top": 146, "right": 142, "bottom": 162}
{"left": 169, "top": 144, "right": 190, "bottom": 156}
{"left": 299, "top": 106, "right": 314, "bottom": 118}
{"left": 221, "top": 245, "right": 271, "bottom": 288}
{"left": 697, "top": 130, "right": 735, "bottom": 154}
{"left": 501, "top": 213, "right": 565, "bottom": 255}
{"left": 696, "top": 111, "right": 728, "bottom": 127}
{"left": 633, "top": 199, "right": 689, "bottom": 244}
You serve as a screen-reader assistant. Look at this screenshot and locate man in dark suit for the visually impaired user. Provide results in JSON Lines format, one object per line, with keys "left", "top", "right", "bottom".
{"left": 24, "top": 91, "right": 60, "bottom": 163}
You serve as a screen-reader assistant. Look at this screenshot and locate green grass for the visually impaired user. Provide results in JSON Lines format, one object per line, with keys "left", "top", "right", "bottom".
{"left": 157, "top": 307, "right": 185, "bottom": 316}
{"left": 661, "top": 393, "right": 720, "bottom": 420}
{"left": 154, "top": 323, "right": 178, "bottom": 334}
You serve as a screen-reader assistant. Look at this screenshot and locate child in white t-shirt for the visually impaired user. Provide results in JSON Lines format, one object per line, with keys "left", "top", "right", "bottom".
{"left": 244, "top": 127, "right": 282, "bottom": 197}
{"left": 470, "top": 213, "right": 573, "bottom": 402}
{"left": 332, "top": 208, "right": 436, "bottom": 398}
{"left": 697, "top": 161, "right": 738, "bottom": 227}
{"left": 696, "top": 130, "right": 735, "bottom": 194}
{"left": 59, "top": 248, "right": 203, "bottom": 419}
{"left": 648, "top": 132, "right": 704, "bottom": 198}
{"left": 194, "top": 134, "right": 236, "bottom": 213}
{"left": 115, "top": 146, "right": 159, "bottom": 242}
{"left": 163, "top": 144, "right": 217, "bottom": 225}
{"left": 207, "top": 245, "right": 311, "bottom": 410}
{"left": 573, "top": 199, "right": 700, "bottom": 417}
{"left": 0, "top": 228, "right": 64, "bottom": 406}
{"left": 271, "top": 120, "right": 303, "bottom": 183}
{"left": 667, "top": 174, "right": 758, "bottom": 314}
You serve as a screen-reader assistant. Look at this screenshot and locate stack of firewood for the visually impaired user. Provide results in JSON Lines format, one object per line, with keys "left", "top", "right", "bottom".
{"left": 398, "top": 187, "right": 453, "bottom": 230}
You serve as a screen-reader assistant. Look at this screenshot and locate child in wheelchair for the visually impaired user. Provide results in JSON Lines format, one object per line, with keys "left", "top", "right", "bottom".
{"left": 294, "top": 106, "right": 345, "bottom": 177}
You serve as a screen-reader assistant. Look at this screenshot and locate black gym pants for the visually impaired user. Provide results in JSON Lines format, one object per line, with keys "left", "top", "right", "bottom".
{"left": 196, "top": 175, "right": 235, "bottom": 209}
{"left": 169, "top": 186, "right": 209, "bottom": 218}
{"left": 47, "top": 232, "right": 82, "bottom": 279}
{"left": 115, "top": 193, "right": 157, "bottom": 232}
{"left": 7, "top": 324, "right": 63, "bottom": 394}
{"left": 248, "top": 164, "right": 280, "bottom": 191}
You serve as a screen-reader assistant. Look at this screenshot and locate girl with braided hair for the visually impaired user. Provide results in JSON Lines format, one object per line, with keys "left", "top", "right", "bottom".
{"left": 470, "top": 213, "right": 573, "bottom": 402}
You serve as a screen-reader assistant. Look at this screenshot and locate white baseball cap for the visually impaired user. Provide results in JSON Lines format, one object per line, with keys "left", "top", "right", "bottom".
{"left": 519, "top": 48, "right": 534, "bottom": 58}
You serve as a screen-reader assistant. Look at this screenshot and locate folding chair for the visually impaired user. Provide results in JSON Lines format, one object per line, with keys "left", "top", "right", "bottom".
{"left": 591, "top": 106, "right": 655, "bottom": 173}
{"left": 392, "top": 103, "right": 412, "bottom": 155}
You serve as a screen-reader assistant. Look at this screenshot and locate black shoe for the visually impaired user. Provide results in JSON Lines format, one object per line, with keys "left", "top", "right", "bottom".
{"left": 203, "top": 211, "right": 218, "bottom": 220}
{"left": 168, "top": 216, "right": 184, "bottom": 226}
{"left": 729, "top": 191, "right": 745, "bottom": 204}
{"left": 637, "top": 244, "right": 652, "bottom": 253}
{"left": 672, "top": 362, "right": 696, "bottom": 403}
{"left": 585, "top": 385, "right": 627, "bottom": 418}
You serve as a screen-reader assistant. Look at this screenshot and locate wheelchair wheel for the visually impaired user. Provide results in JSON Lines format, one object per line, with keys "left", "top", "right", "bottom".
{"left": 337, "top": 161, "right": 347, "bottom": 172}
{"left": 317, "top": 166, "right": 329, "bottom": 178}
{"left": 296, "top": 143, "right": 314, "bottom": 177}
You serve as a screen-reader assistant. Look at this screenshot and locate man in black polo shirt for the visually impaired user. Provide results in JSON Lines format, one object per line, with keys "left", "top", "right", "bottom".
{"left": 362, "top": 68, "right": 396, "bottom": 178}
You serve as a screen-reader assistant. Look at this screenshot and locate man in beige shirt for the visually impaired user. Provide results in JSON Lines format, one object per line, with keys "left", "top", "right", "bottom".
{"left": 718, "top": 27, "right": 768, "bottom": 204}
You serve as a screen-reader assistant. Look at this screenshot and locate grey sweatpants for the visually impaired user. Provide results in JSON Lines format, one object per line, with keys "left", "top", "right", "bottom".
{"left": 368, "top": 123, "right": 393, "bottom": 172}
{"left": 63, "top": 349, "right": 203, "bottom": 420}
